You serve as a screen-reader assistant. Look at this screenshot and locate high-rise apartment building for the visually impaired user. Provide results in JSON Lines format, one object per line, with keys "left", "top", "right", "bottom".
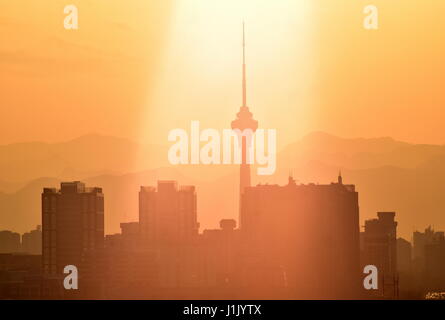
{"left": 362, "top": 211, "right": 398, "bottom": 298}
{"left": 240, "top": 174, "right": 360, "bottom": 298}
{"left": 42, "top": 181, "right": 104, "bottom": 276}
{"left": 139, "top": 181, "right": 199, "bottom": 246}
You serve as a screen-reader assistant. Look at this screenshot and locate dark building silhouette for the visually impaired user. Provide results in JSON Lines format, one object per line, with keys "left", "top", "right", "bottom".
{"left": 397, "top": 237, "right": 412, "bottom": 275}
{"left": 139, "top": 181, "right": 199, "bottom": 245}
{"left": 201, "top": 219, "right": 241, "bottom": 288}
{"left": 0, "top": 253, "right": 41, "bottom": 299}
{"left": 104, "top": 222, "right": 141, "bottom": 251}
{"left": 22, "top": 225, "right": 42, "bottom": 255}
{"left": 240, "top": 174, "right": 360, "bottom": 299}
{"left": 412, "top": 226, "right": 443, "bottom": 271}
{"left": 410, "top": 227, "right": 445, "bottom": 294}
{"left": 42, "top": 182, "right": 104, "bottom": 278}
{"left": 0, "top": 230, "right": 21, "bottom": 253}
{"left": 138, "top": 181, "right": 201, "bottom": 292}
{"left": 408, "top": 227, "right": 443, "bottom": 297}
{"left": 102, "top": 222, "right": 158, "bottom": 298}
{"left": 424, "top": 235, "right": 445, "bottom": 292}
{"left": 396, "top": 237, "right": 416, "bottom": 298}
{"left": 118, "top": 222, "right": 140, "bottom": 249}
{"left": 362, "top": 211, "right": 398, "bottom": 298}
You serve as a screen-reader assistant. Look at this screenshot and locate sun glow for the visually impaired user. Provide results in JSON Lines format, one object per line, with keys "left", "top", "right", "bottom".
{"left": 141, "top": 0, "right": 313, "bottom": 151}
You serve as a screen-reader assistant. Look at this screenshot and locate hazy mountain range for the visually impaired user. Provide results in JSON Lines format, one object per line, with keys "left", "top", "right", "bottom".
{"left": 1, "top": 131, "right": 445, "bottom": 239}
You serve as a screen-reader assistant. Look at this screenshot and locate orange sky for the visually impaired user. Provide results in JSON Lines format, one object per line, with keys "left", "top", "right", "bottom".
{"left": 0, "top": 0, "right": 444, "bottom": 147}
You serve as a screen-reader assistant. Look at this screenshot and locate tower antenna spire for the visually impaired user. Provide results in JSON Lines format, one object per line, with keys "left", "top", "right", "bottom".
{"left": 242, "top": 21, "right": 247, "bottom": 107}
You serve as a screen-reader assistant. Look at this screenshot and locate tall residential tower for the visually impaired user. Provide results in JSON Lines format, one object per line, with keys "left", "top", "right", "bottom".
{"left": 139, "top": 180, "right": 199, "bottom": 245}
{"left": 42, "top": 181, "right": 104, "bottom": 276}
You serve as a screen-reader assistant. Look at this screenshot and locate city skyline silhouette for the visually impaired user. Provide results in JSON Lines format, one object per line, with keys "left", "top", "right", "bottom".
{"left": 1, "top": 0, "right": 445, "bottom": 301}
{"left": 2, "top": 173, "right": 444, "bottom": 299}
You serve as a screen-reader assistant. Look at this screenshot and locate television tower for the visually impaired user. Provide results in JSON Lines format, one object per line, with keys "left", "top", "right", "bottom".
{"left": 231, "top": 22, "right": 258, "bottom": 227}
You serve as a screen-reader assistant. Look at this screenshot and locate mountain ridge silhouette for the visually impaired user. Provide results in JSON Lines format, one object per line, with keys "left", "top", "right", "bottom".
{"left": 1, "top": 132, "right": 445, "bottom": 239}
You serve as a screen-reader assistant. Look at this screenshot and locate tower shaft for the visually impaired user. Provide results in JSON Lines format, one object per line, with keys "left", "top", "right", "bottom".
{"left": 240, "top": 135, "right": 251, "bottom": 193}
{"left": 231, "top": 23, "right": 258, "bottom": 229}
